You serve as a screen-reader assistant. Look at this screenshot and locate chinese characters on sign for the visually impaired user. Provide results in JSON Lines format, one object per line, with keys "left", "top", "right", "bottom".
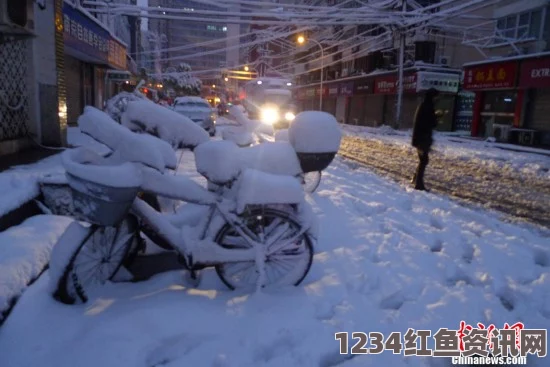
{"left": 62, "top": 3, "right": 127, "bottom": 70}
{"left": 334, "top": 321, "right": 546, "bottom": 365}
{"left": 463, "top": 62, "right": 518, "bottom": 90}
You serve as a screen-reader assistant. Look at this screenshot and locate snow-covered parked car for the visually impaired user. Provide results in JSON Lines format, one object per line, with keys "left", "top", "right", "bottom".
{"left": 173, "top": 97, "right": 217, "bottom": 136}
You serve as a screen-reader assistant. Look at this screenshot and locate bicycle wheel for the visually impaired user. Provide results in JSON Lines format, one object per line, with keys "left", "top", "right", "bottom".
{"left": 54, "top": 216, "right": 138, "bottom": 304}
{"left": 302, "top": 171, "right": 322, "bottom": 194}
{"left": 214, "top": 207, "right": 314, "bottom": 290}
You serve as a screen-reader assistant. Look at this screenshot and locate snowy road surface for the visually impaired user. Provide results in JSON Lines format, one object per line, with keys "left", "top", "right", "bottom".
{"left": 339, "top": 134, "right": 550, "bottom": 228}
{"left": 1, "top": 150, "right": 549, "bottom": 367}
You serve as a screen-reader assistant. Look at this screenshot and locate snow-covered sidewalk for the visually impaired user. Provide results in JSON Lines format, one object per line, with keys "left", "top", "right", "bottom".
{"left": 0, "top": 152, "right": 549, "bottom": 367}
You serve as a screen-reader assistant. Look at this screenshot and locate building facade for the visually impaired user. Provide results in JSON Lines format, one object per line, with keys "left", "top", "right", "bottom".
{"left": 0, "top": 0, "right": 66, "bottom": 155}
{"left": 62, "top": 0, "right": 128, "bottom": 125}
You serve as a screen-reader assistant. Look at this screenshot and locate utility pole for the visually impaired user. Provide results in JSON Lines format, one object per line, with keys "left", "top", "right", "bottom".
{"left": 395, "top": 0, "right": 407, "bottom": 129}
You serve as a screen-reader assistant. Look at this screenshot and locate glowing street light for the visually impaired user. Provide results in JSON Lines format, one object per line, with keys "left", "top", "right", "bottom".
{"left": 244, "top": 66, "right": 249, "bottom": 72}
{"left": 297, "top": 35, "right": 323, "bottom": 111}
{"left": 224, "top": 77, "right": 229, "bottom": 81}
{"left": 212, "top": 84, "right": 216, "bottom": 88}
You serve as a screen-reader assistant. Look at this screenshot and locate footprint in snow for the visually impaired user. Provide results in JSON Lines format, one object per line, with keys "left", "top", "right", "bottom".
{"left": 430, "top": 239, "right": 443, "bottom": 253}
{"left": 533, "top": 249, "right": 550, "bottom": 267}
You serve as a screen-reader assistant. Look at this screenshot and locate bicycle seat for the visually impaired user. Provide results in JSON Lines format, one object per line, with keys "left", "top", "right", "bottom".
{"left": 194, "top": 140, "right": 242, "bottom": 185}
{"left": 237, "top": 141, "right": 303, "bottom": 177}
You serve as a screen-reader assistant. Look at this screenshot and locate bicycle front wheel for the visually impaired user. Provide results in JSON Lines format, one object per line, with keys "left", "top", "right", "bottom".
{"left": 302, "top": 171, "right": 322, "bottom": 194}
{"left": 214, "top": 208, "right": 314, "bottom": 290}
{"left": 54, "top": 216, "right": 138, "bottom": 304}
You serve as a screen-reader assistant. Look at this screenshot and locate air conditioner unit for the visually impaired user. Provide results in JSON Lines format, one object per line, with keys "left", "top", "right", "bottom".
{"left": 438, "top": 55, "right": 451, "bottom": 66}
{"left": 492, "top": 124, "right": 512, "bottom": 143}
{"left": 0, "top": 0, "right": 35, "bottom": 38}
{"left": 518, "top": 130, "right": 536, "bottom": 146}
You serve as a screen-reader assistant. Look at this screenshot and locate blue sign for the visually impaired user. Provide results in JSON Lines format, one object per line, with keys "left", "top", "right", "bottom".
{"left": 62, "top": 3, "right": 110, "bottom": 64}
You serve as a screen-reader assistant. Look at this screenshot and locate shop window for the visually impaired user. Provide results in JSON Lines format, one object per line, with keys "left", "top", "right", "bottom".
{"left": 482, "top": 91, "right": 517, "bottom": 115}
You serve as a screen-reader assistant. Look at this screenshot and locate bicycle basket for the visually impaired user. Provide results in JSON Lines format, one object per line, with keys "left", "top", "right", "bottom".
{"left": 296, "top": 152, "right": 337, "bottom": 173}
{"left": 38, "top": 173, "right": 75, "bottom": 216}
{"left": 62, "top": 148, "right": 142, "bottom": 227}
{"left": 66, "top": 173, "right": 139, "bottom": 227}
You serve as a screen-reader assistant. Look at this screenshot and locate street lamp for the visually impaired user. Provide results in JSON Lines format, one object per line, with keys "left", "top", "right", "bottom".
{"left": 244, "top": 66, "right": 249, "bottom": 72}
{"left": 297, "top": 35, "right": 324, "bottom": 111}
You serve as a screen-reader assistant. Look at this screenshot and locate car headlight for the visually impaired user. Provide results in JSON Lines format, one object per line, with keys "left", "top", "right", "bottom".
{"left": 284, "top": 112, "right": 295, "bottom": 121}
{"left": 260, "top": 107, "right": 280, "bottom": 125}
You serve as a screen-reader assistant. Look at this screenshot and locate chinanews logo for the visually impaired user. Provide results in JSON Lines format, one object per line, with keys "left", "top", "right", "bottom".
{"left": 334, "top": 321, "right": 547, "bottom": 365}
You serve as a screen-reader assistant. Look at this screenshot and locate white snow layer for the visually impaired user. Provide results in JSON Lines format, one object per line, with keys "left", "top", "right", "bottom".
{"left": 0, "top": 215, "right": 73, "bottom": 320}
{"left": 235, "top": 168, "right": 304, "bottom": 213}
{"left": 62, "top": 148, "right": 143, "bottom": 188}
{"left": 274, "top": 129, "right": 289, "bottom": 141}
{"left": 194, "top": 140, "right": 242, "bottom": 184}
{"left": 1, "top": 151, "right": 550, "bottom": 367}
{"left": 289, "top": 111, "right": 342, "bottom": 153}
{"left": 78, "top": 106, "right": 169, "bottom": 172}
{"left": 237, "top": 141, "right": 303, "bottom": 177}
{"left": 120, "top": 100, "right": 210, "bottom": 149}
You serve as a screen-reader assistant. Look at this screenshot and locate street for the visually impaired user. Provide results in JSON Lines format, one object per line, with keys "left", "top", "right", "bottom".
{"left": 340, "top": 135, "right": 550, "bottom": 228}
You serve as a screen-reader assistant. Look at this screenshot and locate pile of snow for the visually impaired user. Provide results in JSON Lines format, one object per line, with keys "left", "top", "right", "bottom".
{"left": 194, "top": 140, "right": 242, "bottom": 185}
{"left": 289, "top": 111, "right": 342, "bottom": 153}
{"left": 0, "top": 215, "right": 73, "bottom": 322}
{"left": 235, "top": 168, "right": 304, "bottom": 213}
{"left": 62, "top": 148, "right": 142, "bottom": 189}
{"left": 228, "top": 105, "right": 250, "bottom": 127}
{"left": 78, "top": 107, "right": 174, "bottom": 172}
{"left": 221, "top": 127, "right": 255, "bottom": 147}
{"left": 237, "top": 141, "right": 303, "bottom": 177}
{"left": 121, "top": 100, "right": 209, "bottom": 149}
{"left": 104, "top": 91, "right": 146, "bottom": 122}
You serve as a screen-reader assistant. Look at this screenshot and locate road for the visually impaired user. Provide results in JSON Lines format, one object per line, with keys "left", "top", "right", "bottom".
{"left": 338, "top": 136, "right": 550, "bottom": 228}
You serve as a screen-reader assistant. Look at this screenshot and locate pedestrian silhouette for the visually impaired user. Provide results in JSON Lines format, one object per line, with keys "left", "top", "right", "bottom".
{"left": 411, "top": 88, "right": 439, "bottom": 191}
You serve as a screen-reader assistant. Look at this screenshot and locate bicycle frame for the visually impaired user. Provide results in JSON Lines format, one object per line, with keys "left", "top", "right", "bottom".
{"left": 130, "top": 189, "right": 271, "bottom": 268}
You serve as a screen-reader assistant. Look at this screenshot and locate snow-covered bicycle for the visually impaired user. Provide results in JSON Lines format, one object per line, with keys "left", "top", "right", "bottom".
{"left": 44, "top": 107, "right": 323, "bottom": 305}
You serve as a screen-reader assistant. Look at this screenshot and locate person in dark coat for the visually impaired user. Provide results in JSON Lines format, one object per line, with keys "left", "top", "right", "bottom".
{"left": 411, "top": 88, "right": 439, "bottom": 191}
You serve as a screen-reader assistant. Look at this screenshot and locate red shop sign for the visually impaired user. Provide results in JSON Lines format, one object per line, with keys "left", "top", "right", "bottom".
{"left": 315, "top": 86, "right": 328, "bottom": 96}
{"left": 463, "top": 62, "right": 517, "bottom": 90}
{"left": 519, "top": 56, "right": 550, "bottom": 88}
{"left": 374, "top": 74, "right": 416, "bottom": 94}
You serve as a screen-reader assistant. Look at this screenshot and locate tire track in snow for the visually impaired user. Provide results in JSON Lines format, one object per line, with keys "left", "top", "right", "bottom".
{"left": 338, "top": 136, "right": 550, "bottom": 228}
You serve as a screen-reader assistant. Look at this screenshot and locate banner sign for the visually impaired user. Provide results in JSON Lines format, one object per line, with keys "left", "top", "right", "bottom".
{"left": 339, "top": 82, "right": 354, "bottom": 96}
{"left": 519, "top": 56, "right": 550, "bottom": 88}
{"left": 63, "top": 3, "right": 127, "bottom": 70}
{"left": 463, "top": 62, "right": 517, "bottom": 90}
{"left": 416, "top": 71, "right": 460, "bottom": 93}
{"left": 374, "top": 74, "right": 416, "bottom": 94}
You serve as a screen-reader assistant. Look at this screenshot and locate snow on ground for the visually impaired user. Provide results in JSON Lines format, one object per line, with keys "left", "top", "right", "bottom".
{"left": 0, "top": 215, "right": 74, "bottom": 322}
{"left": 342, "top": 124, "right": 550, "bottom": 179}
{"left": 1, "top": 151, "right": 549, "bottom": 367}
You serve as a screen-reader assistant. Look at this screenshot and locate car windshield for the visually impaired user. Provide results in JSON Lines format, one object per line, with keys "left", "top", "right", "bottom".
{"left": 175, "top": 101, "right": 210, "bottom": 109}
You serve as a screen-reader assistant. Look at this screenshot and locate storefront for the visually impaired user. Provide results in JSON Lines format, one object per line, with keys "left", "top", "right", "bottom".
{"left": 463, "top": 61, "right": 519, "bottom": 139}
{"left": 336, "top": 81, "right": 353, "bottom": 123}
{"left": 373, "top": 73, "right": 417, "bottom": 128}
{"left": 324, "top": 83, "right": 339, "bottom": 115}
{"left": 62, "top": 2, "right": 127, "bottom": 124}
{"left": 415, "top": 71, "right": 460, "bottom": 131}
{"left": 347, "top": 78, "right": 371, "bottom": 125}
{"left": 519, "top": 55, "right": 550, "bottom": 146}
